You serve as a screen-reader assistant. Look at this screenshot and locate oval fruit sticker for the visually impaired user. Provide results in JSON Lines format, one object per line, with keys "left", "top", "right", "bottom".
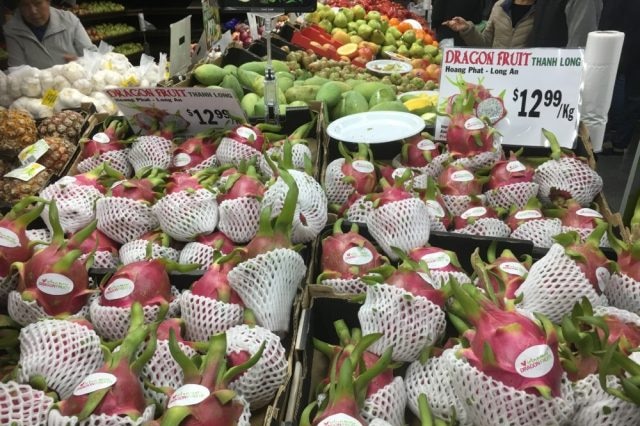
{"left": 37, "top": 273, "right": 74, "bottom": 296}
{"left": 104, "top": 278, "right": 135, "bottom": 301}
{"left": 73, "top": 373, "right": 117, "bottom": 396}
{"left": 421, "top": 251, "right": 451, "bottom": 270}
{"left": 318, "top": 413, "right": 364, "bottom": 426}
{"left": 173, "top": 153, "right": 192, "bottom": 168}
{"left": 168, "top": 384, "right": 210, "bottom": 408}
{"left": 0, "top": 227, "right": 21, "bottom": 248}
{"left": 352, "top": 160, "right": 374, "bottom": 174}
{"left": 515, "top": 345, "right": 555, "bottom": 379}
{"left": 514, "top": 210, "right": 542, "bottom": 220}
{"left": 343, "top": 247, "right": 374, "bottom": 266}
{"left": 451, "top": 170, "right": 474, "bottom": 182}
{"left": 499, "top": 261, "right": 528, "bottom": 277}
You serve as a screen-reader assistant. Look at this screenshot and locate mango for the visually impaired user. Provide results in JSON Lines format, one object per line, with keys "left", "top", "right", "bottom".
{"left": 220, "top": 74, "right": 244, "bottom": 100}
{"left": 276, "top": 71, "right": 295, "bottom": 81}
{"left": 240, "top": 93, "right": 260, "bottom": 117}
{"left": 368, "top": 87, "right": 397, "bottom": 108}
{"left": 353, "top": 81, "right": 396, "bottom": 101}
{"left": 238, "top": 60, "right": 290, "bottom": 76}
{"left": 277, "top": 76, "right": 295, "bottom": 92}
{"left": 285, "top": 85, "right": 320, "bottom": 104}
{"left": 223, "top": 64, "right": 238, "bottom": 76}
{"left": 301, "top": 76, "right": 331, "bottom": 87}
{"left": 345, "top": 79, "right": 366, "bottom": 89}
{"left": 332, "top": 91, "right": 368, "bottom": 120}
{"left": 404, "top": 97, "right": 432, "bottom": 115}
{"left": 237, "top": 68, "right": 265, "bottom": 96}
{"left": 369, "top": 101, "right": 409, "bottom": 113}
{"left": 316, "top": 81, "right": 351, "bottom": 108}
{"left": 193, "top": 64, "right": 227, "bottom": 86}
{"left": 255, "top": 98, "right": 287, "bottom": 117}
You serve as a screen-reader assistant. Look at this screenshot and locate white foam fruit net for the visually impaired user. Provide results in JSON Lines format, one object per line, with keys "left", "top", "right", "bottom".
{"left": 572, "top": 373, "right": 640, "bottom": 426}
{"left": 534, "top": 158, "right": 603, "bottom": 206}
{"left": 0, "top": 381, "right": 54, "bottom": 425}
{"left": 119, "top": 240, "right": 179, "bottom": 265}
{"left": 186, "top": 154, "right": 218, "bottom": 174}
{"left": 444, "top": 348, "right": 575, "bottom": 426}
{"left": 141, "top": 339, "right": 197, "bottom": 407}
{"left": 18, "top": 319, "right": 104, "bottom": 399}
{"left": 26, "top": 228, "right": 51, "bottom": 247}
{"left": 324, "top": 159, "right": 355, "bottom": 207}
{"left": 179, "top": 290, "right": 244, "bottom": 341}
{"left": 605, "top": 272, "right": 640, "bottom": 315}
{"left": 96, "top": 197, "right": 158, "bottom": 244}
{"left": 226, "top": 324, "right": 288, "bottom": 410}
{"left": 345, "top": 196, "right": 374, "bottom": 225}
{"left": 40, "top": 183, "right": 103, "bottom": 234}
{"left": 511, "top": 218, "right": 563, "bottom": 249}
{"left": 263, "top": 143, "right": 313, "bottom": 177}
{"left": 77, "top": 149, "right": 133, "bottom": 178}
{"left": 47, "top": 404, "right": 155, "bottom": 426}
{"left": 89, "top": 288, "right": 181, "bottom": 341}
{"left": 128, "top": 136, "right": 173, "bottom": 174}
{"left": 366, "top": 198, "right": 430, "bottom": 261}
{"left": 453, "top": 218, "right": 511, "bottom": 238}
{"left": 261, "top": 170, "right": 328, "bottom": 244}
{"left": 320, "top": 278, "right": 368, "bottom": 295}
{"left": 515, "top": 243, "right": 608, "bottom": 324}
{"left": 216, "top": 137, "right": 263, "bottom": 168}
{"left": 178, "top": 242, "right": 218, "bottom": 269}
{"left": 593, "top": 305, "right": 640, "bottom": 326}
{"left": 361, "top": 376, "right": 407, "bottom": 426}
{"left": 153, "top": 189, "right": 218, "bottom": 242}
{"left": 484, "top": 182, "right": 540, "bottom": 210}
{"left": 0, "top": 274, "right": 18, "bottom": 308}
{"left": 358, "top": 284, "right": 447, "bottom": 363}
{"left": 8, "top": 290, "right": 92, "bottom": 327}
{"left": 451, "top": 143, "right": 503, "bottom": 172}
{"left": 561, "top": 226, "right": 610, "bottom": 248}
{"left": 228, "top": 248, "right": 306, "bottom": 334}
{"left": 405, "top": 350, "right": 470, "bottom": 425}
{"left": 86, "top": 251, "right": 119, "bottom": 269}
{"left": 441, "top": 195, "right": 476, "bottom": 217}
{"left": 392, "top": 153, "right": 449, "bottom": 179}
{"left": 236, "top": 395, "right": 252, "bottom": 426}
{"left": 218, "top": 197, "right": 261, "bottom": 243}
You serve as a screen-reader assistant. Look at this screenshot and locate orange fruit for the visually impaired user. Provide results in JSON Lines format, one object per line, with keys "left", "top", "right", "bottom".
{"left": 389, "top": 18, "right": 400, "bottom": 27}
{"left": 423, "top": 34, "right": 433, "bottom": 45}
{"left": 432, "top": 40, "right": 439, "bottom": 47}
{"left": 397, "top": 22, "right": 412, "bottom": 33}
{"left": 415, "top": 29, "right": 425, "bottom": 39}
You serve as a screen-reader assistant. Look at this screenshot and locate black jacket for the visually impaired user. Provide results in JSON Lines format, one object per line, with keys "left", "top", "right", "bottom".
{"left": 432, "top": 0, "right": 486, "bottom": 45}
{"left": 600, "top": 0, "right": 640, "bottom": 94}
{"left": 530, "top": 0, "right": 569, "bottom": 47}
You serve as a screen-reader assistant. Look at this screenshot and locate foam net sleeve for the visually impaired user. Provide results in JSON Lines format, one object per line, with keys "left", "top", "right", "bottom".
{"left": 96, "top": 197, "right": 158, "bottom": 244}
{"left": 152, "top": 189, "right": 218, "bottom": 242}
{"left": 452, "top": 218, "right": 511, "bottom": 238}
{"left": 0, "top": 274, "right": 17, "bottom": 310}
{"left": 441, "top": 195, "right": 478, "bottom": 217}
{"left": 178, "top": 242, "right": 218, "bottom": 269}
{"left": 345, "top": 196, "right": 374, "bottom": 225}
{"left": 218, "top": 197, "right": 261, "bottom": 244}
{"left": 515, "top": 244, "right": 608, "bottom": 324}
{"left": 263, "top": 144, "right": 313, "bottom": 177}
{"left": 392, "top": 153, "right": 449, "bottom": 179}
{"left": 179, "top": 290, "right": 245, "bottom": 341}
{"left": 451, "top": 143, "right": 503, "bottom": 172}
{"left": 366, "top": 198, "right": 430, "bottom": 261}
{"left": 47, "top": 404, "right": 155, "bottom": 426}
{"left": 89, "top": 288, "right": 181, "bottom": 341}
{"left": 25, "top": 228, "right": 51, "bottom": 246}
{"left": 141, "top": 339, "right": 197, "bottom": 407}
{"left": 77, "top": 149, "right": 133, "bottom": 178}
{"left": 87, "top": 251, "right": 119, "bottom": 269}
{"left": 534, "top": 157, "right": 603, "bottom": 206}
{"left": 405, "top": 350, "right": 470, "bottom": 425}
{"left": 361, "top": 376, "right": 407, "bottom": 426}
{"left": 261, "top": 170, "right": 328, "bottom": 244}
{"left": 127, "top": 136, "right": 173, "bottom": 174}
{"left": 572, "top": 373, "right": 640, "bottom": 426}
{"left": 605, "top": 272, "right": 640, "bottom": 316}
{"left": 593, "top": 305, "right": 640, "bottom": 326}
{"left": 226, "top": 324, "right": 288, "bottom": 410}
{"left": 8, "top": 290, "right": 92, "bottom": 327}
{"left": 324, "top": 159, "right": 355, "bottom": 207}
{"left": 0, "top": 381, "right": 54, "bottom": 425}
{"left": 228, "top": 248, "right": 306, "bottom": 334}
{"left": 358, "top": 284, "right": 447, "bottom": 363}
{"left": 444, "top": 348, "right": 575, "bottom": 426}
{"left": 484, "top": 182, "right": 540, "bottom": 210}
{"left": 511, "top": 219, "right": 563, "bottom": 249}
{"left": 216, "top": 137, "right": 263, "bottom": 168}
{"left": 119, "top": 240, "right": 179, "bottom": 265}
{"left": 18, "top": 319, "right": 104, "bottom": 400}
{"left": 187, "top": 154, "right": 218, "bottom": 173}
{"left": 40, "top": 183, "right": 102, "bottom": 234}
{"left": 320, "top": 278, "right": 368, "bottom": 295}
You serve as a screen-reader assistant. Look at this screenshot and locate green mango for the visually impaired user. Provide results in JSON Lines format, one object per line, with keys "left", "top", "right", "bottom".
{"left": 240, "top": 93, "right": 260, "bottom": 117}
{"left": 277, "top": 76, "right": 295, "bottom": 92}
{"left": 345, "top": 79, "right": 366, "bottom": 89}
{"left": 332, "top": 90, "right": 368, "bottom": 120}
{"left": 193, "top": 64, "right": 227, "bottom": 86}
{"left": 220, "top": 74, "right": 243, "bottom": 100}
{"left": 285, "top": 85, "right": 320, "bottom": 104}
{"left": 238, "top": 60, "right": 290, "bottom": 76}
{"left": 237, "top": 68, "right": 265, "bottom": 96}
{"left": 353, "top": 82, "right": 396, "bottom": 101}
{"left": 316, "top": 81, "right": 351, "bottom": 108}
{"left": 368, "top": 100, "right": 409, "bottom": 113}
{"left": 275, "top": 71, "right": 295, "bottom": 80}
{"left": 301, "top": 76, "right": 331, "bottom": 87}
{"left": 368, "top": 87, "right": 397, "bottom": 108}
{"left": 223, "top": 64, "right": 238, "bottom": 76}
{"left": 255, "top": 98, "right": 287, "bottom": 117}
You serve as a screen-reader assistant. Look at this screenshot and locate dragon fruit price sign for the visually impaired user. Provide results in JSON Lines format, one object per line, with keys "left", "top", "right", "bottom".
{"left": 436, "top": 47, "right": 583, "bottom": 148}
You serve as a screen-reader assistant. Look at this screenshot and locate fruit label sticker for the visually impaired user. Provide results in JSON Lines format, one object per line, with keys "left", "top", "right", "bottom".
{"left": 4, "top": 163, "right": 46, "bottom": 182}
{"left": 0, "top": 227, "right": 21, "bottom": 248}
{"left": 318, "top": 413, "right": 364, "bottom": 426}
{"left": 18, "top": 139, "right": 50, "bottom": 166}
{"left": 173, "top": 153, "right": 192, "bottom": 168}
{"left": 343, "top": 247, "right": 373, "bottom": 266}
{"left": 576, "top": 208, "right": 603, "bottom": 218}
{"left": 418, "top": 139, "right": 437, "bottom": 151}
{"left": 236, "top": 126, "right": 257, "bottom": 140}
{"left": 392, "top": 167, "right": 409, "bottom": 180}
{"left": 73, "top": 373, "right": 117, "bottom": 396}
{"left": 435, "top": 48, "right": 583, "bottom": 148}
{"left": 461, "top": 206, "right": 487, "bottom": 219}
{"left": 426, "top": 200, "right": 446, "bottom": 218}
{"left": 104, "top": 278, "right": 135, "bottom": 301}
{"left": 92, "top": 133, "right": 110, "bottom": 144}
{"left": 37, "top": 273, "right": 74, "bottom": 296}
{"left": 596, "top": 266, "right": 610, "bottom": 293}
{"left": 421, "top": 251, "right": 451, "bottom": 270}
{"left": 353, "top": 160, "right": 375, "bottom": 174}
{"left": 167, "top": 384, "right": 210, "bottom": 408}
{"left": 451, "top": 170, "right": 474, "bottom": 182}
{"left": 418, "top": 272, "right": 434, "bottom": 285}
{"left": 506, "top": 161, "right": 526, "bottom": 172}
{"left": 41, "top": 88, "right": 59, "bottom": 107}
{"left": 57, "top": 176, "right": 77, "bottom": 186}
{"left": 515, "top": 345, "right": 554, "bottom": 378}
{"left": 515, "top": 209, "right": 542, "bottom": 220}
{"left": 499, "top": 261, "right": 528, "bottom": 277}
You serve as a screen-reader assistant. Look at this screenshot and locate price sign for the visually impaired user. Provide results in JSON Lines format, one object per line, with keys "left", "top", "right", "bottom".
{"left": 435, "top": 48, "right": 584, "bottom": 148}
{"left": 219, "top": 0, "right": 316, "bottom": 13}
{"left": 105, "top": 87, "right": 246, "bottom": 136}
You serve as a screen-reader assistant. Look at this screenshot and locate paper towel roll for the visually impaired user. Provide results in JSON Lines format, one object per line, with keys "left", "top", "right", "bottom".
{"left": 580, "top": 31, "right": 625, "bottom": 152}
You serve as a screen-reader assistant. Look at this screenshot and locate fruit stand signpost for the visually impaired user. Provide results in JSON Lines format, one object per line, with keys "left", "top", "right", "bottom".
{"left": 435, "top": 47, "right": 584, "bottom": 148}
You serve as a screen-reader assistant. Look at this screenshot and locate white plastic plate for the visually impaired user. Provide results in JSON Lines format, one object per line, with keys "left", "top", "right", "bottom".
{"left": 327, "top": 111, "right": 425, "bottom": 144}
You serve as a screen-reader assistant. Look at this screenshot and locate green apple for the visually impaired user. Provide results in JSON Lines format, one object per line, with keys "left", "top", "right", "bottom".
{"left": 342, "top": 8, "right": 354, "bottom": 22}
{"left": 402, "top": 30, "right": 417, "bottom": 45}
{"left": 424, "top": 45, "right": 439, "bottom": 56}
{"left": 318, "top": 19, "right": 332, "bottom": 34}
{"left": 357, "top": 24, "right": 373, "bottom": 40}
{"left": 334, "top": 11, "right": 348, "bottom": 28}
{"left": 371, "top": 29, "right": 386, "bottom": 45}
{"left": 368, "top": 19, "right": 381, "bottom": 32}
{"left": 409, "top": 43, "right": 424, "bottom": 58}
{"left": 365, "top": 10, "right": 381, "bottom": 21}
{"left": 387, "top": 27, "right": 402, "bottom": 39}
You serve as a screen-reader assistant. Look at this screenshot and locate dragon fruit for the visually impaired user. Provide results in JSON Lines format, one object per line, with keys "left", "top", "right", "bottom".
{"left": 170, "top": 129, "right": 221, "bottom": 173}
{"left": 316, "top": 219, "right": 387, "bottom": 294}
{"left": 409, "top": 245, "right": 472, "bottom": 288}
{"left": 483, "top": 152, "right": 539, "bottom": 210}
{"left": 178, "top": 231, "right": 236, "bottom": 269}
{"left": 452, "top": 201, "right": 510, "bottom": 238}
{"left": 50, "top": 303, "right": 156, "bottom": 423}
{"left": 475, "top": 95, "right": 507, "bottom": 125}
{"left": 128, "top": 135, "right": 175, "bottom": 174}
{"left": 216, "top": 124, "right": 266, "bottom": 168}
{"left": 605, "top": 225, "right": 640, "bottom": 313}
{"left": 452, "top": 202, "right": 498, "bottom": 229}
{"left": 471, "top": 244, "right": 532, "bottom": 304}
{"left": 416, "top": 176, "right": 452, "bottom": 232}
{"left": 508, "top": 197, "right": 563, "bottom": 248}
{"left": 546, "top": 198, "right": 608, "bottom": 246}
{"left": 398, "top": 133, "right": 447, "bottom": 176}
{"left": 332, "top": 191, "right": 375, "bottom": 225}
{"left": 325, "top": 143, "right": 378, "bottom": 208}
{"left": 67, "top": 228, "right": 120, "bottom": 268}
{"left": 438, "top": 164, "right": 488, "bottom": 217}
{"left": 119, "top": 229, "right": 179, "bottom": 265}
{"left": 77, "top": 118, "right": 133, "bottom": 177}
{"left": 262, "top": 118, "right": 317, "bottom": 176}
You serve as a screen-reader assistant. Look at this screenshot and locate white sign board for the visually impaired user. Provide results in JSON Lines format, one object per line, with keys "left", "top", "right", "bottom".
{"left": 105, "top": 87, "right": 246, "bottom": 136}
{"left": 435, "top": 47, "right": 584, "bottom": 148}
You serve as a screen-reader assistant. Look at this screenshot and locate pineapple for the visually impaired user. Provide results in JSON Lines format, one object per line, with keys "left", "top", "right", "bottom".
{"left": 0, "top": 109, "right": 37, "bottom": 153}
{"left": 0, "top": 168, "right": 52, "bottom": 204}
{"left": 0, "top": 158, "right": 16, "bottom": 177}
{"left": 37, "top": 137, "right": 76, "bottom": 173}
{"left": 37, "top": 110, "right": 85, "bottom": 141}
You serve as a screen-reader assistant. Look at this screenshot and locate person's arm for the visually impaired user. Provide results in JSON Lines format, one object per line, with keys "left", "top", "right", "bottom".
{"left": 459, "top": 16, "right": 495, "bottom": 47}
{"left": 5, "top": 34, "right": 28, "bottom": 68}
{"left": 566, "top": 0, "right": 602, "bottom": 47}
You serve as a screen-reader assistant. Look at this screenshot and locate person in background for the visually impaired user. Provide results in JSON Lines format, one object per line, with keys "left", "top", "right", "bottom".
{"left": 443, "top": 0, "right": 535, "bottom": 48}
{"left": 531, "top": 0, "right": 602, "bottom": 47}
{"left": 3, "top": 0, "right": 94, "bottom": 68}
{"left": 432, "top": 0, "right": 485, "bottom": 46}
{"left": 601, "top": 0, "right": 640, "bottom": 155}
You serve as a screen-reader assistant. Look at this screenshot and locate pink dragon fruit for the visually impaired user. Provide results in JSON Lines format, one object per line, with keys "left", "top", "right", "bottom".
{"left": 400, "top": 133, "right": 445, "bottom": 169}
{"left": 170, "top": 129, "right": 221, "bottom": 173}
{"left": 417, "top": 176, "right": 452, "bottom": 231}
{"left": 324, "top": 143, "right": 378, "bottom": 208}
{"left": 507, "top": 197, "right": 563, "bottom": 248}
{"left": 128, "top": 135, "right": 175, "bottom": 174}
{"left": 216, "top": 124, "right": 266, "bottom": 168}
{"left": 471, "top": 244, "right": 532, "bottom": 303}
{"left": 178, "top": 231, "right": 236, "bottom": 268}
{"left": 67, "top": 228, "right": 120, "bottom": 268}
{"left": 446, "top": 94, "right": 497, "bottom": 159}
{"left": 0, "top": 197, "right": 45, "bottom": 280}
{"left": 506, "top": 196, "right": 546, "bottom": 232}
{"left": 79, "top": 118, "right": 129, "bottom": 161}
{"left": 546, "top": 198, "right": 608, "bottom": 246}
{"left": 605, "top": 224, "right": 640, "bottom": 312}
{"left": 438, "top": 164, "right": 484, "bottom": 196}
{"left": 119, "top": 229, "right": 179, "bottom": 265}
{"left": 409, "top": 245, "right": 472, "bottom": 288}
{"left": 483, "top": 151, "right": 539, "bottom": 210}
{"left": 475, "top": 95, "right": 507, "bottom": 125}
{"left": 453, "top": 201, "right": 499, "bottom": 230}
